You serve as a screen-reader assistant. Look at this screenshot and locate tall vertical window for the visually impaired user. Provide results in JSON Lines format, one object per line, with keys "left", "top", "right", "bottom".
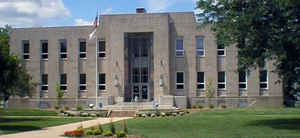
{"left": 79, "top": 74, "right": 87, "bottom": 91}
{"left": 22, "top": 40, "right": 30, "bottom": 59}
{"left": 260, "top": 70, "right": 268, "bottom": 89}
{"left": 41, "top": 74, "right": 48, "bottom": 91}
{"left": 217, "top": 40, "right": 226, "bottom": 56}
{"left": 41, "top": 40, "right": 48, "bottom": 60}
{"left": 196, "top": 36, "right": 204, "bottom": 56}
{"left": 98, "top": 73, "right": 106, "bottom": 90}
{"left": 176, "top": 37, "right": 184, "bottom": 57}
{"left": 59, "top": 39, "right": 67, "bottom": 59}
{"left": 197, "top": 72, "right": 205, "bottom": 90}
{"left": 98, "top": 40, "right": 106, "bottom": 58}
{"left": 218, "top": 72, "right": 226, "bottom": 89}
{"left": 239, "top": 71, "right": 247, "bottom": 89}
{"left": 176, "top": 72, "right": 184, "bottom": 89}
{"left": 79, "top": 39, "right": 87, "bottom": 59}
{"left": 60, "top": 73, "right": 67, "bottom": 90}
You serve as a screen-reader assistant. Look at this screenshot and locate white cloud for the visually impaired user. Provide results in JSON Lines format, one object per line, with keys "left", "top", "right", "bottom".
{"left": 0, "top": 0, "right": 71, "bottom": 27}
{"left": 146, "top": 0, "right": 170, "bottom": 12}
{"left": 103, "top": 8, "right": 113, "bottom": 14}
{"left": 74, "top": 18, "right": 92, "bottom": 26}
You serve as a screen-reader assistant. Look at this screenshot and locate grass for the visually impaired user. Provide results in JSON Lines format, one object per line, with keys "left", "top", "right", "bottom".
{"left": 0, "top": 108, "right": 57, "bottom": 116}
{"left": 0, "top": 117, "right": 90, "bottom": 135}
{"left": 104, "top": 108, "right": 300, "bottom": 138}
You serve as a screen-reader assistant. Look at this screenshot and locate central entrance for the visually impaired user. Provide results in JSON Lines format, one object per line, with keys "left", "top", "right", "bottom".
{"left": 124, "top": 33, "right": 153, "bottom": 102}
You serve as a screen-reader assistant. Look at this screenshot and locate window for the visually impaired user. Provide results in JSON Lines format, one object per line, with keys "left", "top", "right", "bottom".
{"left": 239, "top": 71, "right": 247, "bottom": 90}
{"left": 176, "top": 37, "right": 184, "bottom": 57}
{"left": 141, "top": 68, "right": 148, "bottom": 83}
{"left": 79, "top": 74, "right": 87, "bottom": 91}
{"left": 41, "top": 40, "right": 48, "bottom": 60}
{"left": 176, "top": 72, "right": 184, "bottom": 89}
{"left": 217, "top": 40, "right": 226, "bottom": 56}
{"left": 196, "top": 36, "right": 205, "bottom": 56}
{"left": 98, "top": 40, "right": 106, "bottom": 58}
{"left": 41, "top": 74, "right": 48, "bottom": 91}
{"left": 79, "top": 39, "right": 87, "bottom": 59}
{"left": 22, "top": 40, "right": 30, "bottom": 59}
{"left": 60, "top": 73, "right": 67, "bottom": 90}
{"left": 98, "top": 73, "right": 106, "bottom": 90}
{"left": 218, "top": 72, "right": 226, "bottom": 89}
{"left": 260, "top": 70, "right": 268, "bottom": 89}
{"left": 197, "top": 72, "right": 205, "bottom": 90}
{"left": 59, "top": 39, "right": 67, "bottom": 59}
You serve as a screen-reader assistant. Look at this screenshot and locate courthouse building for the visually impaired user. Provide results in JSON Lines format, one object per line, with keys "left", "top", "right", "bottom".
{"left": 9, "top": 9, "right": 283, "bottom": 108}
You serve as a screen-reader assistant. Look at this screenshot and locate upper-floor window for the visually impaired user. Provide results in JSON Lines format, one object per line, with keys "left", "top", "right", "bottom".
{"left": 41, "top": 74, "right": 48, "bottom": 91}
{"left": 98, "top": 40, "right": 106, "bottom": 58}
{"left": 176, "top": 37, "right": 184, "bottom": 57}
{"left": 98, "top": 73, "right": 106, "bottom": 90}
{"left": 218, "top": 72, "right": 226, "bottom": 89}
{"left": 176, "top": 72, "right": 184, "bottom": 89}
{"left": 22, "top": 40, "right": 30, "bottom": 60}
{"left": 217, "top": 44, "right": 226, "bottom": 56}
{"left": 239, "top": 71, "right": 247, "bottom": 90}
{"left": 197, "top": 72, "right": 205, "bottom": 90}
{"left": 59, "top": 39, "right": 67, "bottom": 59}
{"left": 79, "top": 39, "right": 87, "bottom": 59}
{"left": 41, "top": 40, "right": 48, "bottom": 60}
{"left": 60, "top": 73, "right": 67, "bottom": 91}
{"left": 196, "top": 36, "right": 205, "bottom": 56}
{"left": 79, "top": 73, "right": 87, "bottom": 91}
{"left": 260, "top": 70, "right": 268, "bottom": 89}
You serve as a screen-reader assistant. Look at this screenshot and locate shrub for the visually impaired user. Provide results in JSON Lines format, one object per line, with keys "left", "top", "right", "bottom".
{"left": 221, "top": 104, "right": 227, "bottom": 109}
{"left": 197, "top": 104, "right": 204, "bottom": 109}
{"left": 54, "top": 105, "right": 60, "bottom": 110}
{"left": 209, "top": 104, "right": 214, "bottom": 109}
{"left": 192, "top": 105, "right": 197, "bottom": 109}
{"left": 85, "top": 129, "right": 94, "bottom": 135}
{"left": 103, "top": 130, "right": 113, "bottom": 136}
{"left": 93, "top": 129, "right": 102, "bottom": 135}
{"left": 64, "top": 130, "right": 84, "bottom": 137}
{"left": 122, "top": 120, "right": 128, "bottom": 134}
{"left": 116, "top": 130, "right": 127, "bottom": 137}
{"left": 64, "top": 106, "right": 70, "bottom": 111}
{"left": 76, "top": 105, "right": 83, "bottom": 111}
{"left": 98, "top": 123, "right": 103, "bottom": 133}
{"left": 109, "top": 119, "right": 116, "bottom": 134}
{"left": 59, "top": 109, "right": 65, "bottom": 113}
{"left": 77, "top": 125, "right": 84, "bottom": 131}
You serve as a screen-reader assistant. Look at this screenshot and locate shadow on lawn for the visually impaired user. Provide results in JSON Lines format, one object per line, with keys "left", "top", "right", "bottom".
{"left": 0, "top": 118, "right": 43, "bottom": 134}
{"left": 248, "top": 118, "right": 300, "bottom": 130}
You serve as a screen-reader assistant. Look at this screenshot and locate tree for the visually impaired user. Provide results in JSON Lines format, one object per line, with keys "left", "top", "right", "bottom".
{"left": 0, "top": 25, "right": 36, "bottom": 107}
{"left": 56, "top": 83, "right": 64, "bottom": 106}
{"left": 196, "top": 0, "right": 300, "bottom": 98}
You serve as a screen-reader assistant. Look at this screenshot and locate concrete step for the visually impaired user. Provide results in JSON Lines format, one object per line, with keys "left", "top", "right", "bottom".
{"left": 109, "top": 110, "right": 136, "bottom": 117}
{"left": 102, "top": 103, "right": 173, "bottom": 110}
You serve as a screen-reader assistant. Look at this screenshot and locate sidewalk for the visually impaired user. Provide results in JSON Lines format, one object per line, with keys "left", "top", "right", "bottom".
{"left": 0, "top": 117, "right": 132, "bottom": 138}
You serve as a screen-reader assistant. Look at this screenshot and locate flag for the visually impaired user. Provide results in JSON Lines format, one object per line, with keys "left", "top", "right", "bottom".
{"left": 89, "top": 12, "right": 99, "bottom": 40}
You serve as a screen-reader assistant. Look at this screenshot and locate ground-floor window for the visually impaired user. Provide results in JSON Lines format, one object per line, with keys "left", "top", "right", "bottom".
{"left": 79, "top": 73, "right": 87, "bottom": 91}
{"left": 98, "top": 73, "right": 106, "bottom": 90}
{"left": 218, "top": 72, "right": 226, "bottom": 89}
{"left": 60, "top": 73, "right": 67, "bottom": 91}
{"left": 239, "top": 71, "right": 247, "bottom": 90}
{"left": 41, "top": 74, "right": 48, "bottom": 91}
{"left": 197, "top": 72, "right": 205, "bottom": 90}
{"left": 176, "top": 72, "right": 184, "bottom": 89}
{"left": 260, "top": 70, "right": 268, "bottom": 89}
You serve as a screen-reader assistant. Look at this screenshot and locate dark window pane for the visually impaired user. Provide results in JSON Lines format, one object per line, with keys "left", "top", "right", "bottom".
{"left": 218, "top": 84, "right": 225, "bottom": 89}
{"left": 99, "top": 73, "right": 105, "bottom": 84}
{"left": 218, "top": 50, "right": 225, "bottom": 55}
{"left": 260, "top": 70, "right": 267, "bottom": 82}
{"left": 99, "top": 41, "right": 105, "bottom": 52}
{"left": 239, "top": 84, "right": 246, "bottom": 89}
{"left": 42, "top": 54, "right": 48, "bottom": 59}
{"left": 80, "top": 53, "right": 86, "bottom": 58}
{"left": 197, "top": 51, "right": 204, "bottom": 56}
{"left": 41, "top": 86, "right": 48, "bottom": 91}
{"left": 218, "top": 72, "right": 225, "bottom": 82}
{"left": 197, "top": 72, "right": 204, "bottom": 83}
{"left": 80, "top": 74, "right": 86, "bottom": 84}
{"left": 176, "top": 84, "right": 184, "bottom": 89}
{"left": 176, "top": 51, "right": 184, "bottom": 56}
{"left": 60, "top": 86, "right": 67, "bottom": 90}
{"left": 42, "top": 74, "right": 48, "bottom": 85}
{"left": 60, "top": 74, "right": 67, "bottom": 84}
{"left": 42, "top": 41, "right": 48, "bottom": 53}
{"left": 176, "top": 72, "right": 184, "bottom": 83}
{"left": 197, "top": 84, "right": 205, "bottom": 89}
{"left": 99, "top": 85, "right": 106, "bottom": 90}
{"left": 98, "top": 53, "right": 106, "bottom": 58}
{"left": 61, "top": 54, "right": 67, "bottom": 59}
{"left": 60, "top": 40, "right": 67, "bottom": 53}
{"left": 218, "top": 44, "right": 224, "bottom": 49}
{"left": 23, "top": 55, "right": 30, "bottom": 59}
{"left": 141, "top": 46, "right": 148, "bottom": 57}
{"left": 239, "top": 72, "right": 246, "bottom": 82}
{"left": 23, "top": 41, "right": 30, "bottom": 53}
{"left": 176, "top": 39, "right": 183, "bottom": 50}
{"left": 260, "top": 83, "right": 268, "bottom": 89}
{"left": 80, "top": 41, "right": 86, "bottom": 52}
{"left": 196, "top": 36, "right": 204, "bottom": 50}
{"left": 80, "top": 85, "right": 86, "bottom": 90}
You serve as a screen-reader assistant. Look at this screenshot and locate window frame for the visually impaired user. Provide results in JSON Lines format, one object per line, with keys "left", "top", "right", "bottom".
{"left": 60, "top": 73, "right": 68, "bottom": 91}
{"left": 22, "top": 40, "right": 30, "bottom": 60}
{"left": 98, "top": 73, "right": 106, "bottom": 91}
{"left": 40, "top": 40, "right": 48, "bottom": 60}
{"left": 218, "top": 71, "right": 226, "bottom": 90}
{"left": 40, "top": 74, "right": 48, "bottom": 91}
{"left": 176, "top": 71, "right": 185, "bottom": 90}
{"left": 217, "top": 43, "right": 226, "bottom": 56}
{"left": 98, "top": 40, "right": 106, "bottom": 58}
{"left": 259, "top": 70, "right": 268, "bottom": 90}
{"left": 239, "top": 71, "right": 248, "bottom": 90}
{"left": 196, "top": 36, "right": 205, "bottom": 57}
{"left": 197, "top": 72, "right": 205, "bottom": 90}
{"left": 79, "top": 39, "right": 87, "bottom": 59}
{"left": 59, "top": 39, "right": 68, "bottom": 60}
{"left": 175, "top": 37, "right": 184, "bottom": 57}
{"left": 79, "top": 73, "right": 87, "bottom": 91}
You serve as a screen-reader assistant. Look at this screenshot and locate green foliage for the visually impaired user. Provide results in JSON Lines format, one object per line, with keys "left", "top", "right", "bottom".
{"left": 220, "top": 104, "right": 227, "bottom": 109}
{"left": 0, "top": 108, "right": 57, "bottom": 116}
{"left": 64, "top": 106, "right": 70, "bottom": 111}
{"left": 122, "top": 120, "right": 128, "bottom": 134}
{"left": 92, "top": 129, "right": 102, "bottom": 135}
{"left": 192, "top": 105, "right": 197, "bottom": 109}
{"left": 196, "top": 0, "right": 300, "bottom": 96}
{"left": 109, "top": 118, "right": 116, "bottom": 134}
{"left": 103, "top": 130, "right": 113, "bottom": 136}
{"left": 84, "top": 129, "right": 94, "bottom": 135}
{"left": 209, "top": 104, "right": 215, "bottom": 109}
{"left": 0, "top": 26, "right": 37, "bottom": 104}
{"left": 116, "top": 130, "right": 127, "bottom": 137}
{"left": 56, "top": 83, "right": 64, "bottom": 100}
{"left": 197, "top": 104, "right": 204, "bottom": 109}
{"left": 76, "top": 105, "right": 83, "bottom": 111}
{"left": 54, "top": 105, "right": 60, "bottom": 110}
{"left": 205, "top": 79, "right": 215, "bottom": 98}
{"left": 98, "top": 123, "right": 103, "bottom": 134}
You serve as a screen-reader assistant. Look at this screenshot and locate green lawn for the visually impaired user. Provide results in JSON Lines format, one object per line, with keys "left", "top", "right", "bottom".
{"left": 0, "top": 117, "right": 90, "bottom": 135}
{"left": 0, "top": 108, "right": 57, "bottom": 116}
{"left": 105, "top": 108, "right": 300, "bottom": 138}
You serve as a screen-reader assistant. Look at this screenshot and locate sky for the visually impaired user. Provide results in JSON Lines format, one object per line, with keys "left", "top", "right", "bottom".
{"left": 0, "top": 0, "right": 199, "bottom": 28}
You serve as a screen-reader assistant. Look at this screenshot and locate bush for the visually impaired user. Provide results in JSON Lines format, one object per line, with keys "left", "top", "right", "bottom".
{"left": 54, "top": 105, "right": 60, "bottom": 110}
{"left": 76, "top": 105, "right": 83, "bottom": 111}
{"left": 221, "top": 104, "right": 227, "bottom": 109}
{"left": 77, "top": 125, "right": 84, "bottom": 131}
{"left": 109, "top": 119, "right": 116, "bottom": 134}
{"left": 59, "top": 109, "right": 65, "bottom": 113}
{"left": 103, "top": 130, "right": 113, "bottom": 136}
{"left": 98, "top": 123, "right": 103, "bottom": 133}
{"left": 64, "top": 106, "right": 70, "bottom": 111}
{"left": 93, "top": 129, "right": 102, "bottom": 135}
{"left": 85, "top": 129, "right": 94, "bottom": 135}
{"left": 116, "top": 130, "right": 127, "bottom": 137}
{"left": 192, "top": 105, "right": 197, "bottom": 109}
{"left": 209, "top": 104, "right": 214, "bottom": 109}
{"left": 197, "top": 105, "right": 204, "bottom": 109}
{"left": 64, "top": 130, "right": 84, "bottom": 137}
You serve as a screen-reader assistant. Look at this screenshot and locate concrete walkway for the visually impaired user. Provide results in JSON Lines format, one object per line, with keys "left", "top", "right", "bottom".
{"left": 0, "top": 117, "right": 132, "bottom": 138}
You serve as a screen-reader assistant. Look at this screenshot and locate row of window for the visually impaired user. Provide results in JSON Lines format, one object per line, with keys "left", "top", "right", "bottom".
{"left": 175, "top": 36, "right": 226, "bottom": 57}
{"left": 175, "top": 70, "right": 269, "bottom": 90}
{"left": 40, "top": 73, "right": 106, "bottom": 91}
{"left": 22, "top": 39, "right": 106, "bottom": 60}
